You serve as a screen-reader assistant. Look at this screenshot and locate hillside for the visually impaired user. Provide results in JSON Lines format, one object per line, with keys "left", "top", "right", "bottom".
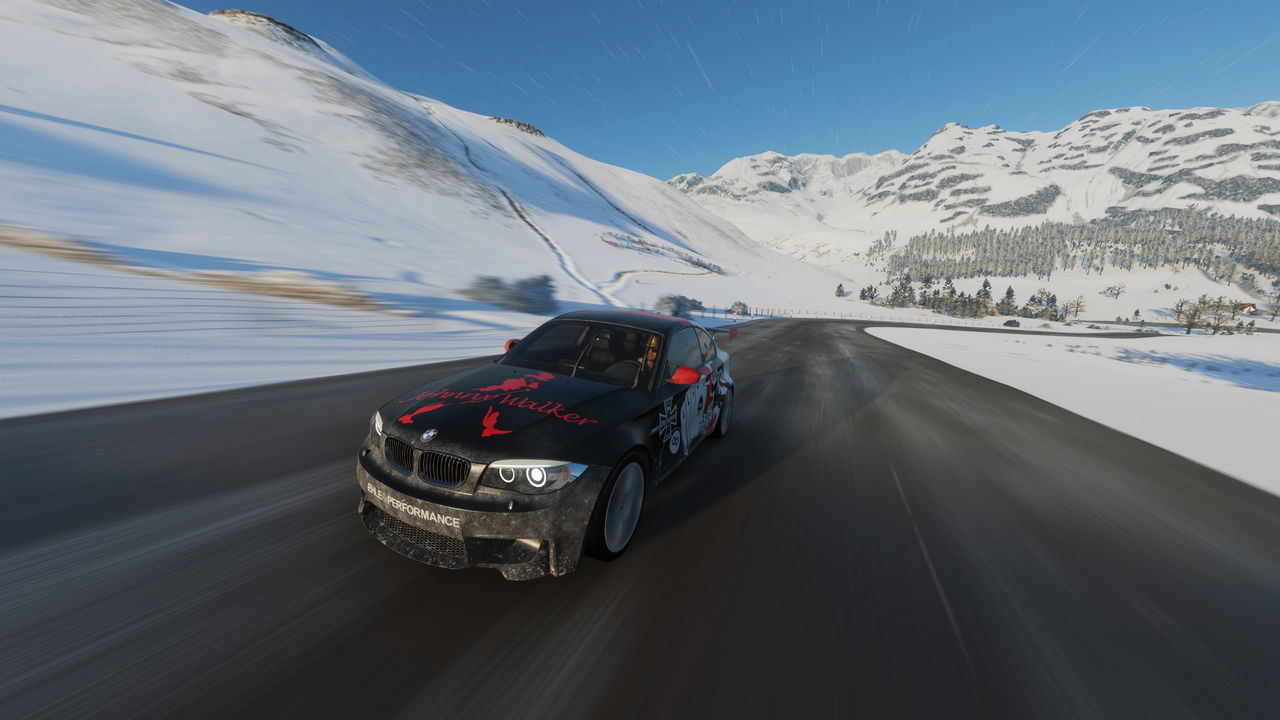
{"left": 0, "top": 0, "right": 842, "bottom": 314}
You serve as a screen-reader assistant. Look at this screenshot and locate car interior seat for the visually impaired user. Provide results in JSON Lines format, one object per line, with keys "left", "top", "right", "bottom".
{"left": 602, "top": 332, "right": 645, "bottom": 382}
{"left": 586, "top": 330, "right": 614, "bottom": 371}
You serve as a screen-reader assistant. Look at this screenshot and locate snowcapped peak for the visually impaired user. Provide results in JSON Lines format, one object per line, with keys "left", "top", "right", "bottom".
{"left": 713, "top": 150, "right": 787, "bottom": 173}
{"left": 926, "top": 122, "right": 968, "bottom": 140}
{"left": 672, "top": 148, "right": 907, "bottom": 205}
{"left": 668, "top": 173, "right": 705, "bottom": 193}
{"left": 1245, "top": 100, "right": 1280, "bottom": 119}
{"left": 791, "top": 151, "right": 906, "bottom": 179}
{"left": 707, "top": 153, "right": 808, "bottom": 195}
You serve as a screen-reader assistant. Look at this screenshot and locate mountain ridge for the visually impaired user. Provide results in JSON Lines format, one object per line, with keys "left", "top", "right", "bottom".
{"left": 670, "top": 102, "right": 1280, "bottom": 273}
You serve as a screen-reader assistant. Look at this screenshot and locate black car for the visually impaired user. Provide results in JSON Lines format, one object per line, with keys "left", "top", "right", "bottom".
{"left": 356, "top": 309, "right": 735, "bottom": 580}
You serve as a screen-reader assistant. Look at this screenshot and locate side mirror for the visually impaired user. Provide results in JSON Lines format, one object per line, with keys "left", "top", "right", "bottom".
{"left": 668, "top": 365, "right": 701, "bottom": 385}
{"left": 504, "top": 338, "right": 519, "bottom": 352}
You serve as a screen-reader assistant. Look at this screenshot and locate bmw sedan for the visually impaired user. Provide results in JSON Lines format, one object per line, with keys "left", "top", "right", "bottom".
{"left": 356, "top": 309, "right": 735, "bottom": 580}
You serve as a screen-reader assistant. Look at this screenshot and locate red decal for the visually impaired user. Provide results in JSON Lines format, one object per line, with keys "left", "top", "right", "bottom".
{"left": 473, "top": 372, "right": 555, "bottom": 393}
{"left": 480, "top": 406, "right": 512, "bottom": 437}
{"left": 494, "top": 394, "right": 599, "bottom": 426}
{"left": 398, "top": 402, "right": 447, "bottom": 424}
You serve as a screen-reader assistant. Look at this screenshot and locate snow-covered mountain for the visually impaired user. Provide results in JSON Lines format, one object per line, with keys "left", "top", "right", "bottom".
{"left": 0, "top": 0, "right": 842, "bottom": 314}
{"left": 669, "top": 151, "right": 905, "bottom": 265}
{"left": 672, "top": 103, "right": 1280, "bottom": 270}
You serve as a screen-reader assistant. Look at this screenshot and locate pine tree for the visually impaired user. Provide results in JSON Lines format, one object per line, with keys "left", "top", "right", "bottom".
{"left": 835, "top": 283, "right": 845, "bottom": 298}
{"left": 996, "top": 286, "right": 1018, "bottom": 315}
{"left": 887, "top": 276, "right": 916, "bottom": 307}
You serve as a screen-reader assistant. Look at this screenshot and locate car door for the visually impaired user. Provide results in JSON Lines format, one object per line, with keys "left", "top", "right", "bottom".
{"left": 694, "top": 325, "right": 729, "bottom": 423}
{"left": 652, "top": 328, "right": 709, "bottom": 476}
{"left": 694, "top": 328, "right": 721, "bottom": 374}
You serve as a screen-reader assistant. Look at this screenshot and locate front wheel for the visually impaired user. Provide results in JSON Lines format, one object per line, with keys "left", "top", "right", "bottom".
{"left": 584, "top": 452, "right": 647, "bottom": 561}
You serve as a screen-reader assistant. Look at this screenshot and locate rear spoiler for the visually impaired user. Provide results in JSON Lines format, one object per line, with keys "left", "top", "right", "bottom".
{"left": 707, "top": 326, "right": 738, "bottom": 341}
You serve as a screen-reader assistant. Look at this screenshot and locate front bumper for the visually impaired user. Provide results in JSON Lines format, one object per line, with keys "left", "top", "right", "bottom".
{"left": 356, "top": 453, "right": 604, "bottom": 580}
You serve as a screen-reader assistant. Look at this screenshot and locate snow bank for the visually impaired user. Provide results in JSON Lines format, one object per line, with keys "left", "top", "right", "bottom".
{"left": 866, "top": 327, "right": 1280, "bottom": 495}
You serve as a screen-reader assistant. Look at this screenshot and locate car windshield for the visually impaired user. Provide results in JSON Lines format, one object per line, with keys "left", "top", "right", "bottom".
{"left": 501, "top": 320, "right": 662, "bottom": 389}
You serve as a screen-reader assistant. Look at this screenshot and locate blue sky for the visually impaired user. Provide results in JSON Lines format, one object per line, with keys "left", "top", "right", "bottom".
{"left": 185, "top": 1, "right": 1280, "bottom": 180}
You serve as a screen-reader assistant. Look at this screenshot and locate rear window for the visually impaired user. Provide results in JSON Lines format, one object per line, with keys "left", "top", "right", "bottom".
{"left": 502, "top": 321, "right": 662, "bottom": 389}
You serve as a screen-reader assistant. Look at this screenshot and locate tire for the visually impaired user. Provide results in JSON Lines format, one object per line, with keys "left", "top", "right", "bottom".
{"left": 711, "top": 389, "right": 732, "bottom": 438}
{"left": 584, "top": 452, "right": 647, "bottom": 561}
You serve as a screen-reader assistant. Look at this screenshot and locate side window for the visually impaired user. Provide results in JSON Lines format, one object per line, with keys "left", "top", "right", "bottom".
{"left": 664, "top": 329, "right": 701, "bottom": 375}
{"left": 695, "top": 329, "right": 716, "bottom": 363}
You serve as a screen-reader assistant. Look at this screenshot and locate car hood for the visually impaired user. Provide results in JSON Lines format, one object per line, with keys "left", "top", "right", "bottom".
{"left": 377, "top": 363, "right": 648, "bottom": 463}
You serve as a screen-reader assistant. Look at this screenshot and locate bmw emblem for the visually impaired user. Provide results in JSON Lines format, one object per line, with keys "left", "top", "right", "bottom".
{"left": 420, "top": 428, "right": 438, "bottom": 442}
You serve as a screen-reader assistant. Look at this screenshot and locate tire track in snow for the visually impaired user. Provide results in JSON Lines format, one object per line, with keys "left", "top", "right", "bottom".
{"left": 537, "top": 150, "right": 662, "bottom": 239}
{"left": 603, "top": 268, "right": 715, "bottom": 295}
{"left": 429, "top": 109, "right": 619, "bottom": 306}
{"left": 497, "top": 189, "right": 619, "bottom": 306}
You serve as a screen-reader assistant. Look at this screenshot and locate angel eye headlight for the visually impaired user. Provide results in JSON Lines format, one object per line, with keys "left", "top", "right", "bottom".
{"left": 482, "top": 460, "right": 589, "bottom": 494}
{"left": 370, "top": 411, "right": 384, "bottom": 437}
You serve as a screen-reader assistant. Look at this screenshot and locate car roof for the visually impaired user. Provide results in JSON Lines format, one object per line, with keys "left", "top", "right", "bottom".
{"left": 552, "top": 309, "right": 694, "bottom": 334}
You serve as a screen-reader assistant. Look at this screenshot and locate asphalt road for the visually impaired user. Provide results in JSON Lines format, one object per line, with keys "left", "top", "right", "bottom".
{"left": 3, "top": 319, "right": 1280, "bottom": 719}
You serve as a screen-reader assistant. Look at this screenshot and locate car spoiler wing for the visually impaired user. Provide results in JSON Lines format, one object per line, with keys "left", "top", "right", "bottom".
{"left": 707, "top": 326, "right": 738, "bottom": 341}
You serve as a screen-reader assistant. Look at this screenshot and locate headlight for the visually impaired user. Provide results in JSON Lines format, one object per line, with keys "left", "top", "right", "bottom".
{"left": 481, "top": 460, "right": 589, "bottom": 494}
{"left": 370, "top": 411, "right": 383, "bottom": 437}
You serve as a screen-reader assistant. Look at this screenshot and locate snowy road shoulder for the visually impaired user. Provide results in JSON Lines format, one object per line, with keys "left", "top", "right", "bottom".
{"left": 865, "top": 327, "right": 1280, "bottom": 495}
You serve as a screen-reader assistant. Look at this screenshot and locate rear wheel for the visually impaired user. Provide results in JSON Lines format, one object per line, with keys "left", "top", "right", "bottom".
{"left": 711, "top": 389, "right": 732, "bottom": 438}
{"left": 585, "top": 452, "right": 647, "bottom": 561}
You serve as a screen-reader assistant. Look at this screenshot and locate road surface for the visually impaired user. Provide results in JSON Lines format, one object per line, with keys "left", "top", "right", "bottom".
{"left": 3, "top": 319, "right": 1279, "bottom": 719}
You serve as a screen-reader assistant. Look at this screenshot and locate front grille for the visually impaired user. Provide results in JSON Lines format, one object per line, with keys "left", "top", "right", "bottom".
{"left": 384, "top": 437, "right": 414, "bottom": 473}
{"left": 419, "top": 451, "right": 471, "bottom": 487}
{"left": 370, "top": 506, "right": 466, "bottom": 561}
